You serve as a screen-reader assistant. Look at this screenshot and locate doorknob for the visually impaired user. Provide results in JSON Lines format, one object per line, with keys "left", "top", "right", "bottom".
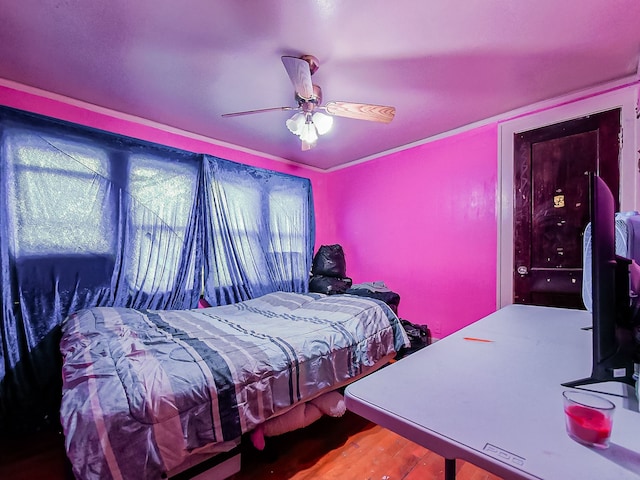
{"left": 517, "top": 266, "right": 528, "bottom": 275}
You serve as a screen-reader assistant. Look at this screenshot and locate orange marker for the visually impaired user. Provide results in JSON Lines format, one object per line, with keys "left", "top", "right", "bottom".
{"left": 463, "top": 337, "right": 494, "bottom": 343}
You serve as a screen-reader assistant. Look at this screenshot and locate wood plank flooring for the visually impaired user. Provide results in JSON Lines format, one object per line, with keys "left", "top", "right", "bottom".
{"left": 229, "top": 411, "right": 502, "bottom": 480}
{"left": 0, "top": 428, "right": 72, "bottom": 480}
{"left": 0, "top": 412, "right": 502, "bottom": 480}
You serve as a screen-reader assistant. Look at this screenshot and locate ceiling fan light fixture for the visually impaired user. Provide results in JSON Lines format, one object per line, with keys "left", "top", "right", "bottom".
{"left": 299, "top": 119, "right": 319, "bottom": 145}
{"left": 286, "top": 112, "right": 306, "bottom": 135}
{"left": 312, "top": 112, "right": 333, "bottom": 135}
{"left": 224, "top": 55, "right": 395, "bottom": 152}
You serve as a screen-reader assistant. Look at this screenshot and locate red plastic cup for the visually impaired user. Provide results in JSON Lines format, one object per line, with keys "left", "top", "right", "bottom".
{"left": 562, "top": 390, "right": 615, "bottom": 449}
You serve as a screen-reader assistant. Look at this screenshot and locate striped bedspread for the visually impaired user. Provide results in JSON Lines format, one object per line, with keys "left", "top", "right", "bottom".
{"left": 60, "top": 291, "right": 409, "bottom": 479}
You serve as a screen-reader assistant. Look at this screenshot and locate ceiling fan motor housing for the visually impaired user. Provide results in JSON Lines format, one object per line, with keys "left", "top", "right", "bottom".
{"left": 296, "top": 85, "right": 322, "bottom": 113}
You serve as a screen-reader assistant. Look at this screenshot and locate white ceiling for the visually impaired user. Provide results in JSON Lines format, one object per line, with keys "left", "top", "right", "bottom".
{"left": 1, "top": 1, "right": 639, "bottom": 170}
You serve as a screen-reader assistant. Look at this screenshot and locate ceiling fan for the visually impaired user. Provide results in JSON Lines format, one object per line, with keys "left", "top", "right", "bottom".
{"left": 222, "top": 55, "right": 396, "bottom": 151}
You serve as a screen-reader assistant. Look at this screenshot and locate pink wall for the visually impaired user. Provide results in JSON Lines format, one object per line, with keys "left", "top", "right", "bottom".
{"left": 320, "top": 126, "right": 499, "bottom": 337}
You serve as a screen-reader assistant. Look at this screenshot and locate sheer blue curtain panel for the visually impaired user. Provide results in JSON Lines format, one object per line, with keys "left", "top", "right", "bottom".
{"left": 202, "top": 156, "right": 315, "bottom": 306}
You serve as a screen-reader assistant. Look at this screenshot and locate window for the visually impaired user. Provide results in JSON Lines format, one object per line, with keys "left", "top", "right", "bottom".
{"left": 128, "top": 154, "right": 199, "bottom": 293}
{"left": 268, "top": 186, "right": 309, "bottom": 281}
{"left": 5, "top": 130, "right": 113, "bottom": 257}
{"left": 202, "top": 156, "right": 314, "bottom": 303}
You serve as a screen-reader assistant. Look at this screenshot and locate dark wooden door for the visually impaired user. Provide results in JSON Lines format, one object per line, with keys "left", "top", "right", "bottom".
{"left": 513, "top": 109, "right": 621, "bottom": 309}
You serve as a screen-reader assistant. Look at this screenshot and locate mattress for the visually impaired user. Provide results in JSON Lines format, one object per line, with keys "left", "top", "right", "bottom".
{"left": 59, "top": 291, "right": 409, "bottom": 479}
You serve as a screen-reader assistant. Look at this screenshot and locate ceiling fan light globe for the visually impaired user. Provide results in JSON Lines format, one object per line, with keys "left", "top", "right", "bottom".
{"left": 312, "top": 112, "right": 333, "bottom": 135}
{"left": 286, "top": 113, "right": 305, "bottom": 135}
{"left": 301, "top": 138, "right": 316, "bottom": 151}
{"left": 299, "top": 122, "right": 319, "bottom": 144}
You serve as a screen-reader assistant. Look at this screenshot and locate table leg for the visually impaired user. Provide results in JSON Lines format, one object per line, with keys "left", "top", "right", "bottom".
{"left": 444, "top": 458, "right": 456, "bottom": 480}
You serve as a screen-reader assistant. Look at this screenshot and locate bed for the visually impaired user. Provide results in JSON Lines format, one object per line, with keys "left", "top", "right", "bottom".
{"left": 59, "top": 291, "right": 409, "bottom": 479}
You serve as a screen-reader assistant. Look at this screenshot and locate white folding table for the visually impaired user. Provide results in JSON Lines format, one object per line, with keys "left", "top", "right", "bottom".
{"left": 345, "top": 304, "right": 640, "bottom": 479}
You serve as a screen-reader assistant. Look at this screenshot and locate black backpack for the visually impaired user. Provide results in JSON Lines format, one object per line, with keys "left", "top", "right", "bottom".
{"left": 397, "top": 319, "right": 431, "bottom": 358}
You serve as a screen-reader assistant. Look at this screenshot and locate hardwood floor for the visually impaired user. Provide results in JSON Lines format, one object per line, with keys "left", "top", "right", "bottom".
{"left": 0, "top": 428, "right": 72, "bottom": 480}
{"left": 0, "top": 412, "right": 502, "bottom": 480}
{"left": 230, "top": 412, "right": 502, "bottom": 480}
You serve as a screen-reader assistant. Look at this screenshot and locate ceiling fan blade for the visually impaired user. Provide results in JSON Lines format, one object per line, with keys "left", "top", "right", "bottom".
{"left": 221, "top": 106, "right": 297, "bottom": 118}
{"left": 324, "top": 102, "right": 396, "bottom": 123}
{"left": 281, "top": 56, "right": 314, "bottom": 100}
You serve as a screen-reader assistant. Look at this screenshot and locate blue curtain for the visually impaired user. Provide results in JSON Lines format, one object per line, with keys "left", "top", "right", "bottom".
{"left": 202, "top": 156, "right": 315, "bottom": 305}
{"left": 110, "top": 148, "right": 203, "bottom": 310}
{"left": 0, "top": 108, "right": 315, "bottom": 433}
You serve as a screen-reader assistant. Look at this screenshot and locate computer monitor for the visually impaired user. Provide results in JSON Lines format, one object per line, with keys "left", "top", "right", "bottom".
{"left": 562, "top": 174, "right": 636, "bottom": 388}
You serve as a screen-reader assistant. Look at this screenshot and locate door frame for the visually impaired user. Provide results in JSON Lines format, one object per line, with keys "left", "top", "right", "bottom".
{"left": 497, "top": 84, "right": 638, "bottom": 309}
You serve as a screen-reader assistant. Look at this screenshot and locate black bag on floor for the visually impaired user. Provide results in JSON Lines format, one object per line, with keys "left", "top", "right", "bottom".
{"left": 309, "top": 275, "right": 352, "bottom": 295}
{"left": 312, "top": 244, "right": 347, "bottom": 278}
{"left": 397, "top": 319, "right": 431, "bottom": 358}
{"left": 345, "top": 288, "right": 400, "bottom": 314}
